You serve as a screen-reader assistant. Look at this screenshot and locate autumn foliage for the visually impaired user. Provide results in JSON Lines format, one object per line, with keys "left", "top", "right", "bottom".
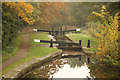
{"left": 5, "top": 2, "right": 35, "bottom": 25}
{"left": 2, "top": 2, "right": 68, "bottom": 54}
{"left": 2, "top": 2, "right": 35, "bottom": 53}
{"left": 33, "top": 2, "right": 68, "bottom": 29}
{"left": 92, "top": 5, "right": 119, "bottom": 66}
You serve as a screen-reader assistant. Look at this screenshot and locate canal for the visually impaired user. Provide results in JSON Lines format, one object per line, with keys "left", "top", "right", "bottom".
{"left": 21, "top": 34, "right": 120, "bottom": 79}
{"left": 21, "top": 50, "right": 120, "bottom": 79}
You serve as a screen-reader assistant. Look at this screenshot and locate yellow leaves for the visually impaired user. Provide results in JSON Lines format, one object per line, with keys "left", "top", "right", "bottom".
{"left": 93, "top": 11, "right": 104, "bottom": 18}
{"left": 23, "top": 17, "right": 28, "bottom": 22}
{"left": 94, "top": 6, "right": 119, "bottom": 64}
{"left": 23, "top": 3, "right": 34, "bottom": 14}
{"left": 98, "top": 48, "right": 101, "bottom": 50}
{"left": 102, "top": 5, "right": 106, "bottom": 10}
{"left": 5, "top": 2, "right": 35, "bottom": 25}
{"left": 92, "top": 11, "right": 95, "bottom": 14}
{"left": 5, "top": 2, "right": 17, "bottom": 9}
{"left": 101, "top": 9, "right": 104, "bottom": 12}
{"left": 100, "top": 58, "right": 103, "bottom": 61}
{"left": 5, "top": 2, "right": 11, "bottom": 6}
{"left": 92, "top": 5, "right": 109, "bottom": 19}
{"left": 97, "top": 33, "right": 103, "bottom": 38}
{"left": 33, "top": 20, "right": 35, "bottom": 22}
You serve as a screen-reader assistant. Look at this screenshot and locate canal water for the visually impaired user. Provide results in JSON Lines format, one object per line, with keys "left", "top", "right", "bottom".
{"left": 21, "top": 51, "right": 120, "bottom": 79}
{"left": 21, "top": 34, "right": 120, "bottom": 79}
{"left": 22, "top": 52, "right": 92, "bottom": 78}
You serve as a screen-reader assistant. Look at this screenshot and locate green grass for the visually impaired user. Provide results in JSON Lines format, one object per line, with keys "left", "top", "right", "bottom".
{"left": 2, "top": 32, "right": 58, "bottom": 75}
{"left": 29, "top": 32, "right": 50, "bottom": 45}
{"left": 66, "top": 33, "right": 98, "bottom": 52}
{"left": 2, "top": 34, "right": 22, "bottom": 62}
{"left": 2, "top": 47, "right": 58, "bottom": 75}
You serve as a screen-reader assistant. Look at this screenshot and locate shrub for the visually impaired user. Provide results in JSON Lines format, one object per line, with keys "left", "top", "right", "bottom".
{"left": 92, "top": 5, "right": 119, "bottom": 67}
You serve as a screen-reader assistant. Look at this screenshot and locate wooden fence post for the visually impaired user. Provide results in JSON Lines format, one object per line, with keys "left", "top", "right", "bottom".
{"left": 50, "top": 39, "right": 53, "bottom": 47}
{"left": 87, "top": 39, "right": 90, "bottom": 48}
{"left": 79, "top": 40, "right": 81, "bottom": 46}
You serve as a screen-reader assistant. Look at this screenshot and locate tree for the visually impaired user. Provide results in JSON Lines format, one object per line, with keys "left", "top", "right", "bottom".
{"left": 2, "top": 2, "right": 35, "bottom": 53}
{"left": 5, "top": 2, "right": 35, "bottom": 25}
{"left": 92, "top": 5, "right": 119, "bottom": 67}
{"left": 31, "top": 2, "right": 68, "bottom": 30}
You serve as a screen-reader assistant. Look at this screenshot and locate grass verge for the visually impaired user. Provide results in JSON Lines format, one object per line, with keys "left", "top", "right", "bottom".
{"left": 2, "top": 34, "right": 22, "bottom": 62}
{"left": 66, "top": 33, "right": 98, "bottom": 52}
{"left": 29, "top": 32, "right": 50, "bottom": 45}
{"left": 2, "top": 32, "right": 58, "bottom": 75}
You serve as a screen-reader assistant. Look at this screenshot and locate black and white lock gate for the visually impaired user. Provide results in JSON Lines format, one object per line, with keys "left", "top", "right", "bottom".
{"left": 34, "top": 39, "right": 90, "bottom": 48}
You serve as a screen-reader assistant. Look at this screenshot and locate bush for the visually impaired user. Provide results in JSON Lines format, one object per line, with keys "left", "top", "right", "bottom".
{"left": 92, "top": 5, "right": 119, "bottom": 67}
{"left": 5, "top": 46, "right": 13, "bottom": 53}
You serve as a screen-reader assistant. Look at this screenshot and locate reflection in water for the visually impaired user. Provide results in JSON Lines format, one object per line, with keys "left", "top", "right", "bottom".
{"left": 22, "top": 54, "right": 120, "bottom": 79}
{"left": 22, "top": 59, "right": 67, "bottom": 78}
{"left": 88, "top": 60, "right": 120, "bottom": 78}
{"left": 22, "top": 55, "right": 91, "bottom": 78}
{"left": 51, "top": 55, "right": 91, "bottom": 78}
{"left": 51, "top": 63, "right": 91, "bottom": 78}
{"left": 66, "top": 55, "right": 88, "bottom": 68}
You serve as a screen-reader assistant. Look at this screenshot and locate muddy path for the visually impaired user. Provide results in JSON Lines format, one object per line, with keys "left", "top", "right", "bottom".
{"left": 2, "top": 34, "right": 30, "bottom": 69}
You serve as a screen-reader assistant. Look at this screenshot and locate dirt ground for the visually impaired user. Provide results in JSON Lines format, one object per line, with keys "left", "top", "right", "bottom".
{"left": 2, "top": 33, "right": 56, "bottom": 70}
{"left": 2, "top": 34, "right": 30, "bottom": 70}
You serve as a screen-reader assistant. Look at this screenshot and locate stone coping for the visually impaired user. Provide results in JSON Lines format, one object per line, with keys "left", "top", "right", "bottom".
{"left": 82, "top": 47, "right": 96, "bottom": 55}
{"left": 3, "top": 50, "right": 62, "bottom": 78}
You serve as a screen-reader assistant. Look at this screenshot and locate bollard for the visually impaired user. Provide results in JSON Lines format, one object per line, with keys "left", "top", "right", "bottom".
{"left": 52, "top": 32, "right": 54, "bottom": 36}
{"left": 50, "top": 39, "right": 53, "bottom": 47}
{"left": 79, "top": 55, "right": 81, "bottom": 61}
{"left": 49, "top": 32, "right": 51, "bottom": 35}
{"left": 87, "top": 39, "right": 90, "bottom": 48}
{"left": 52, "top": 28, "right": 54, "bottom": 36}
{"left": 2, "top": 76, "right": 5, "bottom": 80}
{"left": 56, "top": 32, "right": 58, "bottom": 35}
{"left": 88, "top": 57, "right": 90, "bottom": 63}
{"left": 63, "top": 32, "right": 65, "bottom": 35}
{"left": 79, "top": 40, "right": 81, "bottom": 46}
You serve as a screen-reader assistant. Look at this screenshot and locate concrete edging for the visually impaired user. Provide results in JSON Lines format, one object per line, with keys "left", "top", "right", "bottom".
{"left": 4, "top": 50, "right": 62, "bottom": 78}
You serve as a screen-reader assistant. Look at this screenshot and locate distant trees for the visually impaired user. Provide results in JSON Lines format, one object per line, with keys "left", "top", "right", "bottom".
{"left": 31, "top": 2, "right": 68, "bottom": 30}
{"left": 55, "top": 2, "right": 92, "bottom": 27}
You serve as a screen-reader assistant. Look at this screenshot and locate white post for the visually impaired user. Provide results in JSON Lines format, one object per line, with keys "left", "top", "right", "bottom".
{"left": 76, "top": 28, "right": 80, "bottom": 31}
{"left": 69, "top": 32, "right": 72, "bottom": 36}
{"left": 33, "top": 29, "right": 38, "bottom": 32}
{"left": 34, "top": 39, "right": 40, "bottom": 42}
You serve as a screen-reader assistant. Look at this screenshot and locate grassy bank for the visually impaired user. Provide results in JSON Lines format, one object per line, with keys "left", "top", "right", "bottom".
{"left": 30, "top": 32, "right": 50, "bottom": 45}
{"left": 66, "top": 33, "right": 98, "bottom": 52}
{"left": 2, "top": 32, "right": 58, "bottom": 75}
{"left": 2, "top": 34, "right": 22, "bottom": 62}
